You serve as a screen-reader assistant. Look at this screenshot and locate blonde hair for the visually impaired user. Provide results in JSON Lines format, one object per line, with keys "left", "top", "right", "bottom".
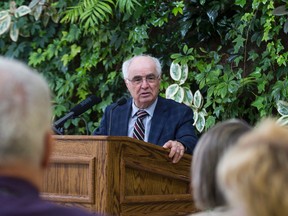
{"left": 217, "top": 118, "right": 288, "bottom": 216}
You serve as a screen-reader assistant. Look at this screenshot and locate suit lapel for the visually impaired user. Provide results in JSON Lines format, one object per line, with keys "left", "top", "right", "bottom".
{"left": 148, "top": 97, "right": 167, "bottom": 145}
{"left": 113, "top": 98, "right": 132, "bottom": 136}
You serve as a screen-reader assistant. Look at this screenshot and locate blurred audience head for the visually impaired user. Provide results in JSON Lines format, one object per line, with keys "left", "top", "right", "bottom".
{"left": 192, "top": 119, "right": 251, "bottom": 210}
{"left": 0, "top": 57, "right": 52, "bottom": 169}
{"left": 217, "top": 118, "right": 288, "bottom": 216}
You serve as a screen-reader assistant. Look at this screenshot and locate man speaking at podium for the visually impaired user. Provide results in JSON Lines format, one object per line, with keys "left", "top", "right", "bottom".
{"left": 94, "top": 55, "right": 198, "bottom": 163}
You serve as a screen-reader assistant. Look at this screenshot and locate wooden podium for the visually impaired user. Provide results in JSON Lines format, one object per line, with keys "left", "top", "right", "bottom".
{"left": 41, "top": 136, "right": 197, "bottom": 215}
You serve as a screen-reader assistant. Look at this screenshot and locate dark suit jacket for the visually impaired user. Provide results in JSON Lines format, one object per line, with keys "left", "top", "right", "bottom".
{"left": 0, "top": 177, "right": 101, "bottom": 216}
{"left": 94, "top": 96, "right": 198, "bottom": 154}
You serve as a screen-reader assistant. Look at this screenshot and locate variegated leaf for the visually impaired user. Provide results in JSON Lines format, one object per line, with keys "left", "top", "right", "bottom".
{"left": 52, "top": 14, "right": 60, "bottom": 23}
{"left": 15, "top": 6, "right": 31, "bottom": 18}
{"left": 170, "top": 62, "right": 181, "bottom": 81}
{"left": 42, "top": 14, "right": 50, "bottom": 27}
{"left": 0, "top": 11, "right": 9, "bottom": 21}
{"left": 29, "top": 0, "right": 41, "bottom": 8}
{"left": 193, "top": 111, "right": 199, "bottom": 126}
{"left": 277, "top": 100, "right": 288, "bottom": 116}
{"left": 276, "top": 115, "right": 288, "bottom": 126}
{"left": 33, "top": 5, "right": 43, "bottom": 21}
{"left": 190, "top": 104, "right": 198, "bottom": 112}
{"left": 182, "top": 87, "right": 193, "bottom": 106}
{"left": 173, "top": 86, "right": 185, "bottom": 103}
{"left": 193, "top": 90, "right": 203, "bottom": 109}
{"left": 195, "top": 112, "right": 205, "bottom": 132}
{"left": 200, "top": 108, "right": 208, "bottom": 116}
{"left": 166, "top": 84, "right": 179, "bottom": 99}
{"left": 179, "top": 64, "right": 188, "bottom": 85}
{"left": 273, "top": 5, "right": 288, "bottom": 16}
{"left": 0, "top": 15, "right": 11, "bottom": 35}
{"left": 10, "top": 22, "right": 19, "bottom": 42}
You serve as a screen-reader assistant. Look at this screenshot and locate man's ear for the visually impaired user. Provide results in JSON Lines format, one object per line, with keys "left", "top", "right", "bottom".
{"left": 41, "top": 131, "right": 53, "bottom": 168}
{"left": 124, "top": 79, "right": 129, "bottom": 88}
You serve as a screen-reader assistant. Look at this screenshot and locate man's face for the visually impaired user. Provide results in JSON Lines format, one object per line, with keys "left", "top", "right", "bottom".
{"left": 125, "top": 56, "right": 160, "bottom": 109}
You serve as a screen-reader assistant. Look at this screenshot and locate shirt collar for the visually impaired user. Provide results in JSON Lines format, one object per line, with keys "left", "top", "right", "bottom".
{"left": 132, "top": 97, "right": 158, "bottom": 118}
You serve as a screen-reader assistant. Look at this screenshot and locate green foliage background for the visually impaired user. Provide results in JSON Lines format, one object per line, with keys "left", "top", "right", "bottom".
{"left": 0, "top": 0, "right": 287, "bottom": 135}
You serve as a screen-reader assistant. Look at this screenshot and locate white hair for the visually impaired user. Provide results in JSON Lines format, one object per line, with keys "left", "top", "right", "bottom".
{"left": 122, "top": 54, "right": 162, "bottom": 79}
{"left": 0, "top": 57, "right": 51, "bottom": 167}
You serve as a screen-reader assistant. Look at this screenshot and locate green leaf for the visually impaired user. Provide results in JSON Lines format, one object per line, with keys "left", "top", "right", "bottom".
{"left": 251, "top": 97, "right": 265, "bottom": 110}
{"left": 28, "top": 49, "right": 45, "bottom": 66}
{"left": 277, "top": 100, "right": 288, "bottom": 116}
{"left": 235, "top": 0, "right": 246, "bottom": 8}
{"left": 199, "top": 0, "right": 206, "bottom": 5}
{"left": 166, "top": 84, "right": 179, "bottom": 99}
{"left": 15, "top": 5, "right": 31, "bottom": 18}
{"left": 205, "top": 116, "right": 216, "bottom": 130}
{"left": 170, "top": 62, "right": 181, "bottom": 81}
{"left": 182, "top": 87, "right": 193, "bottom": 106}
{"left": 233, "top": 35, "right": 246, "bottom": 53}
{"left": 171, "top": 53, "right": 182, "bottom": 59}
{"left": 193, "top": 90, "right": 203, "bottom": 109}
{"left": 183, "top": 45, "right": 188, "bottom": 54}
{"left": 116, "top": 0, "right": 140, "bottom": 13}
{"left": 0, "top": 15, "right": 11, "bottom": 35}
{"left": 61, "top": 54, "right": 69, "bottom": 66}
{"left": 172, "top": 7, "right": 183, "bottom": 16}
{"left": 71, "top": 44, "right": 81, "bottom": 57}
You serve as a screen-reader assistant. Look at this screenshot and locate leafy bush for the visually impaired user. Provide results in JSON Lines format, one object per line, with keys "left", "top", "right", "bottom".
{"left": 1, "top": 0, "right": 287, "bottom": 135}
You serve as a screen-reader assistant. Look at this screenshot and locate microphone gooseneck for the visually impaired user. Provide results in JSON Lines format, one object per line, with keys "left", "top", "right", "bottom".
{"left": 53, "top": 95, "right": 101, "bottom": 134}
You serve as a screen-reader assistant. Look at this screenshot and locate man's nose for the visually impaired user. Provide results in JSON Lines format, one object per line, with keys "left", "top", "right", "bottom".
{"left": 140, "top": 78, "right": 149, "bottom": 87}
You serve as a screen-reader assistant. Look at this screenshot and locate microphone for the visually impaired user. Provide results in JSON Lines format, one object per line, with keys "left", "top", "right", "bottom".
{"left": 108, "top": 97, "right": 127, "bottom": 135}
{"left": 53, "top": 95, "right": 101, "bottom": 132}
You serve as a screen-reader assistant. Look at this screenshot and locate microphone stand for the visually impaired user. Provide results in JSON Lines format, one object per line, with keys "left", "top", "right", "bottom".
{"left": 52, "top": 125, "right": 63, "bottom": 135}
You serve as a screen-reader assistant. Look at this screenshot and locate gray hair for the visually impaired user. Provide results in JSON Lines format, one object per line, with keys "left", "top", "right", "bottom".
{"left": 0, "top": 57, "right": 51, "bottom": 167}
{"left": 122, "top": 54, "right": 162, "bottom": 79}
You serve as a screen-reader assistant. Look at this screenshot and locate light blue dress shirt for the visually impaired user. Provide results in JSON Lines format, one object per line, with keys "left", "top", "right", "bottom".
{"left": 128, "top": 98, "right": 158, "bottom": 142}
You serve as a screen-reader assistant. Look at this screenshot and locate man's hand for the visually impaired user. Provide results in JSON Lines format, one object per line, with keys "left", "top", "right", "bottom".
{"left": 163, "top": 140, "right": 185, "bottom": 163}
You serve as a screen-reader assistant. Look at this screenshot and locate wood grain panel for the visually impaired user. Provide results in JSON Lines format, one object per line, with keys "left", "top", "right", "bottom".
{"left": 40, "top": 136, "right": 197, "bottom": 215}
{"left": 42, "top": 155, "right": 95, "bottom": 203}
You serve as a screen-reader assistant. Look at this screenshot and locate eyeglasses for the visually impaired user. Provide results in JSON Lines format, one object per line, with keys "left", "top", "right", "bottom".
{"left": 126, "top": 74, "right": 160, "bottom": 85}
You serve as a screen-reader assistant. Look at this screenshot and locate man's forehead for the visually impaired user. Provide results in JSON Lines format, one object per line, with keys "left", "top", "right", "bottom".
{"left": 128, "top": 59, "right": 156, "bottom": 74}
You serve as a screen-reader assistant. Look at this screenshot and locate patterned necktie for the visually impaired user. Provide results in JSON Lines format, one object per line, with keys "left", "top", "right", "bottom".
{"left": 133, "top": 110, "right": 148, "bottom": 141}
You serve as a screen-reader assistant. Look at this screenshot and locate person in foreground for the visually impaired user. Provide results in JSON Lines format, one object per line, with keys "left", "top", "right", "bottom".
{"left": 94, "top": 55, "right": 198, "bottom": 163}
{"left": 190, "top": 119, "right": 251, "bottom": 216}
{"left": 0, "top": 57, "right": 100, "bottom": 216}
{"left": 217, "top": 118, "right": 288, "bottom": 216}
